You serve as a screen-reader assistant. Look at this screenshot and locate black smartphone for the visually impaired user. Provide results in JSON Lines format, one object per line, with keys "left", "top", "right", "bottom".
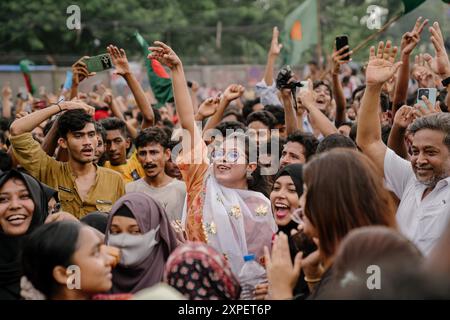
{"left": 187, "top": 81, "right": 193, "bottom": 88}
{"left": 335, "top": 35, "right": 350, "bottom": 61}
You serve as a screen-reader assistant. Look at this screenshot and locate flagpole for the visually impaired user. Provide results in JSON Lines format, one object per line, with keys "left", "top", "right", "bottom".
{"left": 316, "top": 0, "right": 323, "bottom": 68}
{"left": 352, "top": 11, "right": 403, "bottom": 54}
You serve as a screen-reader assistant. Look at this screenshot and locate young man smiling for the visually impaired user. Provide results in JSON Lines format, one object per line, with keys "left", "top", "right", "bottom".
{"left": 9, "top": 101, "right": 125, "bottom": 218}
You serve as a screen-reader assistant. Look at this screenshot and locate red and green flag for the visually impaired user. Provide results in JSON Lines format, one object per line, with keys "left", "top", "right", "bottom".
{"left": 19, "top": 59, "right": 36, "bottom": 95}
{"left": 281, "top": 0, "right": 318, "bottom": 66}
{"left": 135, "top": 31, "right": 173, "bottom": 107}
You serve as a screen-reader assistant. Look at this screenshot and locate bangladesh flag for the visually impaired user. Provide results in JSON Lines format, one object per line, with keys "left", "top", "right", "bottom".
{"left": 135, "top": 31, "right": 173, "bottom": 107}
{"left": 19, "top": 59, "right": 36, "bottom": 95}
{"left": 403, "top": 0, "right": 450, "bottom": 14}
{"left": 281, "top": 0, "right": 318, "bottom": 67}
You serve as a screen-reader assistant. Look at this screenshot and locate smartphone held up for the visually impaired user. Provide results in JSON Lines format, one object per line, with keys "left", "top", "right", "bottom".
{"left": 417, "top": 88, "right": 437, "bottom": 109}
{"left": 83, "top": 53, "right": 113, "bottom": 73}
{"left": 335, "top": 35, "right": 350, "bottom": 61}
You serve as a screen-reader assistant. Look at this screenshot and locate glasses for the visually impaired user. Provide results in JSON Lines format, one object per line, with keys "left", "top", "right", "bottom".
{"left": 49, "top": 202, "right": 61, "bottom": 215}
{"left": 291, "top": 208, "right": 305, "bottom": 225}
{"left": 210, "top": 149, "right": 241, "bottom": 163}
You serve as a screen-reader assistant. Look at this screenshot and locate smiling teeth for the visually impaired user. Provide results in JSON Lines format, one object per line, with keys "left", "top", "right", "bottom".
{"left": 7, "top": 215, "right": 26, "bottom": 221}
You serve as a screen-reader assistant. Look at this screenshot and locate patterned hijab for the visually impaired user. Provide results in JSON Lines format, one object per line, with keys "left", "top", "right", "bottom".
{"left": 164, "top": 242, "right": 241, "bottom": 300}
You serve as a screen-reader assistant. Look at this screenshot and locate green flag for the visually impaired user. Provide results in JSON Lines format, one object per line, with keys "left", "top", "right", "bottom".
{"left": 402, "top": 0, "right": 450, "bottom": 14}
{"left": 135, "top": 31, "right": 173, "bottom": 107}
{"left": 282, "top": 0, "right": 318, "bottom": 66}
{"left": 19, "top": 59, "right": 36, "bottom": 95}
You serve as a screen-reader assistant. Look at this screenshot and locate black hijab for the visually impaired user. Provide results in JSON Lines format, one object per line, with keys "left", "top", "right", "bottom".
{"left": 273, "top": 164, "right": 303, "bottom": 235}
{"left": 0, "top": 170, "right": 49, "bottom": 300}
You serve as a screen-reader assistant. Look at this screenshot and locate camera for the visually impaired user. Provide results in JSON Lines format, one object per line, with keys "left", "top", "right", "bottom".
{"left": 276, "top": 65, "right": 303, "bottom": 91}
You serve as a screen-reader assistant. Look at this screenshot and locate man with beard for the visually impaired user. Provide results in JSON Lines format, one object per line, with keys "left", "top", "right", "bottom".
{"left": 356, "top": 32, "right": 450, "bottom": 255}
{"left": 9, "top": 102, "right": 124, "bottom": 218}
{"left": 126, "top": 127, "right": 186, "bottom": 222}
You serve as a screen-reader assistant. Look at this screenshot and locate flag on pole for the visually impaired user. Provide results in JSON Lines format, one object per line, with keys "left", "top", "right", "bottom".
{"left": 135, "top": 31, "right": 173, "bottom": 107}
{"left": 402, "top": 0, "right": 450, "bottom": 14}
{"left": 281, "top": 0, "right": 318, "bottom": 66}
{"left": 19, "top": 59, "right": 36, "bottom": 95}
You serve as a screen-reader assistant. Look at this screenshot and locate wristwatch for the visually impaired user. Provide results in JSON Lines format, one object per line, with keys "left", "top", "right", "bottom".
{"left": 441, "top": 76, "right": 450, "bottom": 87}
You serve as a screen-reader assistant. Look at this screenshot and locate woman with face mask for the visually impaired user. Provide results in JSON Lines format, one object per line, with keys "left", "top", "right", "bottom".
{"left": 105, "top": 192, "right": 178, "bottom": 294}
{"left": 0, "top": 169, "right": 49, "bottom": 300}
{"left": 148, "top": 41, "right": 277, "bottom": 276}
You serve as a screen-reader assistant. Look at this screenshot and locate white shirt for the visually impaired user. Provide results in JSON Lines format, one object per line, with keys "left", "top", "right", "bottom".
{"left": 126, "top": 178, "right": 186, "bottom": 222}
{"left": 384, "top": 148, "right": 450, "bottom": 255}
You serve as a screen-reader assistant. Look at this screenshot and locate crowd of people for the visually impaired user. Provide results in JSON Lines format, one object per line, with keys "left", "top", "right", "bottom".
{"left": 0, "top": 17, "right": 450, "bottom": 300}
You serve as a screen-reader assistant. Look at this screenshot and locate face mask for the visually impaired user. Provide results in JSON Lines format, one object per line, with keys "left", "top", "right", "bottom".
{"left": 107, "top": 225, "right": 160, "bottom": 268}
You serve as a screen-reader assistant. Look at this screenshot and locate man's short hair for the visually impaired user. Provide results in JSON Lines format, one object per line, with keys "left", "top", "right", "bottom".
{"left": 99, "top": 117, "right": 127, "bottom": 138}
{"left": 408, "top": 113, "right": 450, "bottom": 150}
{"left": 316, "top": 133, "right": 357, "bottom": 154}
{"left": 58, "top": 109, "right": 95, "bottom": 139}
{"left": 286, "top": 131, "right": 319, "bottom": 161}
{"left": 135, "top": 127, "right": 170, "bottom": 149}
{"left": 313, "top": 80, "right": 333, "bottom": 98}
{"left": 243, "top": 98, "right": 261, "bottom": 119}
{"left": 246, "top": 110, "right": 277, "bottom": 130}
{"left": 94, "top": 122, "right": 107, "bottom": 142}
{"left": 214, "top": 121, "right": 247, "bottom": 138}
{"left": 264, "top": 105, "right": 285, "bottom": 126}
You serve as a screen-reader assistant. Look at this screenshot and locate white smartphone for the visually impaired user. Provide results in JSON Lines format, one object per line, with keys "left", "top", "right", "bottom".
{"left": 417, "top": 88, "right": 437, "bottom": 109}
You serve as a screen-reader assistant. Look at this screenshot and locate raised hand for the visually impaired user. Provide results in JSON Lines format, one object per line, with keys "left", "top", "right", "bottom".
{"left": 269, "top": 26, "right": 283, "bottom": 57}
{"left": 197, "top": 96, "right": 220, "bottom": 118}
{"left": 423, "top": 22, "right": 450, "bottom": 79}
{"left": 414, "top": 96, "right": 442, "bottom": 118}
{"left": 412, "top": 54, "right": 435, "bottom": 88}
{"left": 107, "top": 45, "right": 131, "bottom": 76}
{"left": 401, "top": 16, "right": 428, "bottom": 56}
{"left": 72, "top": 56, "right": 95, "bottom": 86}
{"left": 393, "top": 105, "right": 415, "bottom": 129}
{"left": 148, "top": 41, "right": 182, "bottom": 70}
{"left": 264, "top": 232, "right": 303, "bottom": 300}
{"left": 332, "top": 45, "right": 352, "bottom": 75}
{"left": 222, "top": 84, "right": 245, "bottom": 103}
{"left": 61, "top": 99, "right": 95, "bottom": 116}
{"left": 2, "top": 83, "right": 12, "bottom": 99}
{"left": 298, "top": 79, "right": 316, "bottom": 109}
{"left": 366, "top": 41, "right": 402, "bottom": 87}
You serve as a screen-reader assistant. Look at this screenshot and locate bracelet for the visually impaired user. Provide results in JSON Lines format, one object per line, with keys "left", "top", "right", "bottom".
{"left": 50, "top": 98, "right": 65, "bottom": 113}
{"left": 304, "top": 276, "right": 322, "bottom": 283}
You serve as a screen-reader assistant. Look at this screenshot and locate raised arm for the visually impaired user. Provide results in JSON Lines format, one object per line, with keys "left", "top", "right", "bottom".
{"left": 387, "top": 105, "right": 414, "bottom": 160}
{"left": 108, "top": 45, "right": 154, "bottom": 129}
{"left": 393, "top": 17, "right": 428, "bottom": 115}
{"left": 10, "top": 100, "right": 94, "bottom": 136}
{"left": 331, "top": 45, "right": 352, "bottom": 127}
{"left": 70, "top": 57, "right": 95, "bottom": 100}
{"left": 298, "top": 79, "right": 338, "bottom": 137}
{"left": 423, "top": 22, "right": 450, "bottom": 84}
{"left": 264, "top": 27, "right": 283, "bottom": 87}
{"left": 148, "top": 41, "right": 197, "bottom": 150}
{"left": 280, "top": 85, "right": 299, "bottom": 135}
{"left": 1, "top": 83, "right": 12, "bottom": 119}
{"left": 203, "top": 84, "right": 245, "bottom": 134}
{"left": 356, "top": 41, "right": 402, "bottom": 173}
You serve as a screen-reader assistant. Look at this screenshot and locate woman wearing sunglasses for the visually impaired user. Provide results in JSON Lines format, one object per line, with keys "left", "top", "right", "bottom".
{"left": 148, "top": 41, "right": 277, "bottom": 276}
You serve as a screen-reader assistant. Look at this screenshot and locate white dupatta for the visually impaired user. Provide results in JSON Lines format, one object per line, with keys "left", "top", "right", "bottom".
{"left": 190, "top": 166, "right": 278, "bottom": 275}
